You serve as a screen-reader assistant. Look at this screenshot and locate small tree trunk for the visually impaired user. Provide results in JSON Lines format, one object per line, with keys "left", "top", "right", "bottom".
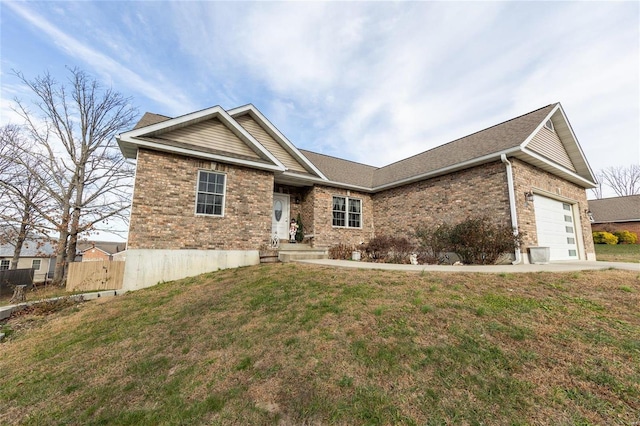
{"left": 10, "top": 285, "right": 27, "bottom": 304}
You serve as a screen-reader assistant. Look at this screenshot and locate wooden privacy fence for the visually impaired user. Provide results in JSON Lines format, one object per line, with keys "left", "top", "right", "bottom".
{"left": 66, "top": 261, "right": 125, "bottom": 292}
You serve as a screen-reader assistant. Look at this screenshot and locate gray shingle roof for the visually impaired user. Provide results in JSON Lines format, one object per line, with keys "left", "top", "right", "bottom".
{"left": 0, "top": 238, "right": 57, "bottom": 257}
{"left": 372, "top": 104, "right": 556, "bottom": 187}
{"left": 77, "top": 241, "right": 126, "bottom": 255}
{"left": 588, "top": 195, "right": 640, "bottom": 223}
{"left": 133, "top": 112, "right": 171, "bottom": 130}
{"left": 298, "top": 150, "right": 377, "bottom": 188}
{"left": 131, "top": 103, "right": 586, "bottom": 191}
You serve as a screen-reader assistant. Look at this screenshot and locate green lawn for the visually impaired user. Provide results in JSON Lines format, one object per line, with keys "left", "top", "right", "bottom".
{"left": 1, "top": 264, "right": 639, "bottom": 425}
{"left": 595, "top": 243, "right": 640, "bottom": 263}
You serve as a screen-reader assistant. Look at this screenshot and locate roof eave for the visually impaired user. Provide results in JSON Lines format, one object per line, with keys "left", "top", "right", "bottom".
{"left": 116, "top": 136, "right": 285, "bottom": 172}
{"left": 518, "top": 148, "right": 597, "bottom": 188}
{"left": 520, "top": 103, "right": 597, "bottom": 184}
{"left": 117, "top": 106, "right": 286, "bottom": 170}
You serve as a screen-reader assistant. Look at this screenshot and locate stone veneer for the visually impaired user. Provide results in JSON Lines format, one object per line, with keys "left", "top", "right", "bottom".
{"left": 128, "top": 148, "right": 273, "bottom": 250}
{"left": 373, "top": 161, "right": 512, "bottom": 243}
{"left": 511, "top": 158, "right": 595, "bottom": 259}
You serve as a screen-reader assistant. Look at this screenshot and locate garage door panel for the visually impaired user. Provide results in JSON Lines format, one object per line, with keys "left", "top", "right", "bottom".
{"left": 534, "top": 196, "right": 578, "bottom": 261}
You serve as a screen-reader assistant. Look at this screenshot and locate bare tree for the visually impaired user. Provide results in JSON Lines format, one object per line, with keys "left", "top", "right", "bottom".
{"left": 0, "top": 125, "right": 52, "bottom": 269}
{"left": 589, "top": 171, "right": 604, "bottom": 199}
{"left": 599, "top": 164, "right": 640, "bottom": 197}
{"left": 11, "top": 67, "right": 137, "bottom": 284}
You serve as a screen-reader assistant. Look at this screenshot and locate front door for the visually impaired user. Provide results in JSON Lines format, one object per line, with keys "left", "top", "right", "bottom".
{"left": 272, "top": 194, "right": 290, "bottom": 241}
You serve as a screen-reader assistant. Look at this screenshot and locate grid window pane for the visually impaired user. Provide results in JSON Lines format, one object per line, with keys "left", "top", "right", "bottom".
{"left": 348, "top": 199, "right": 361, "bottom": 228}
{"left": 0, "top": 260, "right": 9, "bottom": 270}
{"left": 196, "top": 171, "right": 225, "bottom": 216}
{"left": 333, "top": 196, "right": 361, "bottom": 228}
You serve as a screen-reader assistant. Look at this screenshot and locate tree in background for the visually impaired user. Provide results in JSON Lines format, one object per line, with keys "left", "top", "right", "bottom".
{"left": 9, "top": 67, "right": 137, "bottom": 284}
{"left": 591, "top": 164, "right": 640, "bottom": 199}
{"left": 0, "top": 125, "right": 51, "bottom": 269}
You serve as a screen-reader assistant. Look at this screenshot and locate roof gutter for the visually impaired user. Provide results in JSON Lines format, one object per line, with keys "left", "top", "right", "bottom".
{"left": 501, "top": 154, "right": 522, "bottom": 265}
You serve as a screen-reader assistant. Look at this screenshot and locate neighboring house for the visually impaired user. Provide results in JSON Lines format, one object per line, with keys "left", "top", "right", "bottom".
{"left": 77, "top": 241, "right": 127, "bottom": 262}
{"left": 0, "top": 238, "right": 56, "bottom": 283}
{"left": 116, "top": 102, "right": 597, "bottom": 290}
{"left": 588, "top": 195, "right": 640, "bottom": 236}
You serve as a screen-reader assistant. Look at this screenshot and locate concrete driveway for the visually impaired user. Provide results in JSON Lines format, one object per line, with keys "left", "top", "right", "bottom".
{"left": 297, "top": 259, "right": 640, "bottom": 273}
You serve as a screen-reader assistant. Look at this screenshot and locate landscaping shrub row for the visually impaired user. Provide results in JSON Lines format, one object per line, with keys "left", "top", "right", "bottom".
{"left": 592, "top": 230, "right": 638, "bottom": 245}
{"left": 330, "top": 216, "right": 523, "bottom": 265}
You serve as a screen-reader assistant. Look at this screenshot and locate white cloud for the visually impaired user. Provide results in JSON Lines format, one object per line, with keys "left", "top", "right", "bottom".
{"left": 2, "top": 1, "right": 196, "bottom": 117}
{"left": 4, "top": 0, "right": 636, "bottom": 175}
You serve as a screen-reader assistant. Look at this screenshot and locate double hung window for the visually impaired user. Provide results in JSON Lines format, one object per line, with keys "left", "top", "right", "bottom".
{"left": 196, "top": 171, "right": 226, "bottom": 216}
{"left": 332, "top": 196, "right": 361, "bottom": 228}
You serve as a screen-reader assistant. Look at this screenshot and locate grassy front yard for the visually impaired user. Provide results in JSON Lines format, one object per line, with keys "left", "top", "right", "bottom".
{"left": 1, "top": 264, "right": 638, "bottom": 425}
{"left": 595, "top": 243, "right": 640, "bottom": 263}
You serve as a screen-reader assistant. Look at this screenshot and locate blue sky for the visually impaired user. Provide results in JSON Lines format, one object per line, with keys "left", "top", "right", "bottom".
{"left": 1, "top": 1, "right": 639, "bottom": 181}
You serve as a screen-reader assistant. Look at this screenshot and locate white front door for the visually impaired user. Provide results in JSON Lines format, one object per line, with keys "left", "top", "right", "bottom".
{"left": 272, "top": 194, "right": 290, "bottom": 241}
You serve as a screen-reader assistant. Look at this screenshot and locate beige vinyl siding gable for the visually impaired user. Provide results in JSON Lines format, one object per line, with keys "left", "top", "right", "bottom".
{"left": 526, "top": 126, "right": 576, "bottom": 172}
{"left": 157, "top": 118, "right": 261, "bottom": 160}
{"left": 235, "top": 115, "right": 308, "bottom": 173}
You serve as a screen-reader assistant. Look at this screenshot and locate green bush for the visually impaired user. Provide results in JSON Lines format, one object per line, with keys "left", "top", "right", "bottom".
{"left": 613, "top": 230, "right": 638, "bottom": 244}
{"left": 592, "top": 231, "right": 619, "bottom": 245}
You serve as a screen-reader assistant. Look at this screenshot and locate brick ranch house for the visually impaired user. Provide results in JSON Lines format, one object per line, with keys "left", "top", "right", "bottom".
{"left": 116, "top": 102, "right": 597, "bottom": 290}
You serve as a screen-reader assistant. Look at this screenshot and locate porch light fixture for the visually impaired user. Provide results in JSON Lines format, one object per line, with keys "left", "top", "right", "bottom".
{"left": 294, "top": 196, "right": 301, "bottom": 204}
{"left": 586, "top": 209, "right": 594, "bottom": 223}
{"left": 524, "top": 191, "right": 534, "bottom": 206}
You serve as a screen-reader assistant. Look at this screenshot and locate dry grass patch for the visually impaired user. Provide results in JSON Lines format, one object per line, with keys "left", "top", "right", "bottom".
{"left": 1, "top": 264, "right": 638, "bottom": 425}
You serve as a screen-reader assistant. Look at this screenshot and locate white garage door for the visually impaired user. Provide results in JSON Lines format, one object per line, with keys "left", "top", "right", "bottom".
{"left": 534, "top": 196, "right": 579, "bottom": 261}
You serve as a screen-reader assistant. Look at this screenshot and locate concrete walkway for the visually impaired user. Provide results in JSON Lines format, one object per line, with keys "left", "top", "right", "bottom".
{"left": 297, "top": 259, "right": 640, "bottom": 273}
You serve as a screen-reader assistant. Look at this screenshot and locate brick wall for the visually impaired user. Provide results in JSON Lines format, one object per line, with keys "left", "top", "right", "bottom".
{"left": 311, "top": 186, "right": 374, "bottom": 248}
{"left": 511, "top": 158, "right": 595, "bottom": 257}
{"left": 128, "top": 149, "right": 274, "bottom": 250}
{"left": 373, "top": 161, "right": 511, "bottom": 242}
{"left": 82, "top": 249, "right": 110, "bottom": 262}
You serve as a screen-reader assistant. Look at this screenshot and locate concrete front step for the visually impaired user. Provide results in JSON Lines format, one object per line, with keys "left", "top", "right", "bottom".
{"left": 278, "top": 251, "right": 329, "bottom": 263}
{"left": 275, "top": 242, "right": 329, "bottom": 263}
{"left": 278, "top": 242, "right": 318, "bottom": 251}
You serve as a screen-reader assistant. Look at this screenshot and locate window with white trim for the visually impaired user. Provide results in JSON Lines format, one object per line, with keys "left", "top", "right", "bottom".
{"left": 545, "top": 119, "right": 554, "bottom": 131}
{"left": 196, "top": 171, "right": 226, "bottom": 216}
{"left": 32, "top": 259, "right": 41, "bottom": 270}
{"left": 332, "top": 196, "right": 362, "bottom": 228}
{"left": 0, "top": 260, "right": 9, "bottom": 270}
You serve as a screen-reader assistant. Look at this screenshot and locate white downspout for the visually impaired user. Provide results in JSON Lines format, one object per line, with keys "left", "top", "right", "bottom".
{"left": 501, "top": 154, "right": 522, "bottom": 264}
